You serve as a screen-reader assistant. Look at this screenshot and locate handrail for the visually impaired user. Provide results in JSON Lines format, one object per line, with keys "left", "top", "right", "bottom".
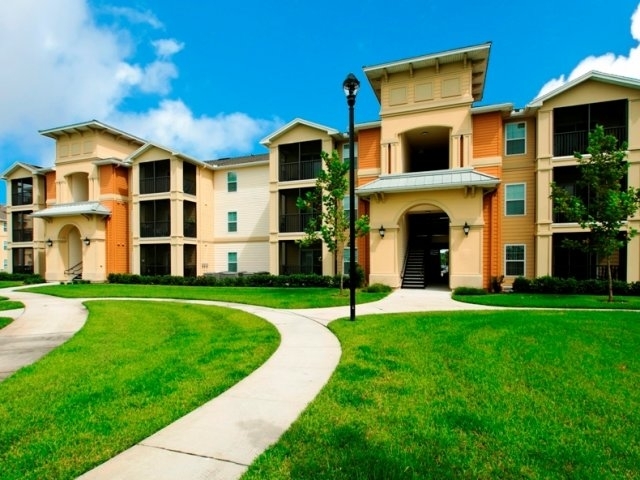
{"left": 64, "top": 262, "right": 83, "bottom": 276}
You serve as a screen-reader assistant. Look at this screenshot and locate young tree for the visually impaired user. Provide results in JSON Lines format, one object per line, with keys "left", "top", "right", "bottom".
{"left": 551, "top": 125, "right": 640, "bottom": 302}
{"left": 296, "top": 150, "right": 370, "bottom": 293}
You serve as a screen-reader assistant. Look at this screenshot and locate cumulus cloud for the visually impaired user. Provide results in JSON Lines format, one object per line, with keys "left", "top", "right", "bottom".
{"left": 113, "top": 100, "right": 280, "bottom": 159}
{"left": 536, "top": 3, "right": 640, "bottom": 99}
{"left": 0, "top": 0, "right": 276, "bottom": 170}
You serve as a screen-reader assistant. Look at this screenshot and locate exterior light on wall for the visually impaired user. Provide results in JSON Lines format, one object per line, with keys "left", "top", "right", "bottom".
{"left": 46, "top": 238, "right": 53, "bottom": 247}
{"left": 463, "top": 222, "right": 471, "bottom": 236}
{"left": 378, "top": 225, "right": 386, "bottom": 238}
{"left": 84, "top": 237, "right": 91, "bottom": 246}
{"left": 343, "top": 72, "right": 360, "bottom": 322}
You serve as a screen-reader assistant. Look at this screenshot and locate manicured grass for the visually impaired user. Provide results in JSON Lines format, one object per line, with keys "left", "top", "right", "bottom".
{"left": 244, "top": 310, "right": 640, "bottom": 479}
{"left": 24, "top": 284, "right": 389, "bottom": 308}
{"left": 0, "top": 300, "right": 279, "bottom": 480}
{"left": 0, "top": 317, "right": 10, "bottom": 329}
{"left": 0, "top": 297, "right": 24, "bottom": 312}
{"left": 454, "top": 292, "right": 640, "bottom": 309}
{"left": 0, "top": 281, "right": 23, "bottom": 289}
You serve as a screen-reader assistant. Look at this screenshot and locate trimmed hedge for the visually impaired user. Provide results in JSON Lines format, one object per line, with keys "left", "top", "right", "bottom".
{"left": 453, "top": 286, "right": 487, "bottom": 296}
{"left": 512, "top": 275, "right": 640, "bottom": 296}
{"left": 0, "top": 272, "right": 45, "bottom": 285}
{"left": 107, "top": 271, "right": 365, "bottom": 289}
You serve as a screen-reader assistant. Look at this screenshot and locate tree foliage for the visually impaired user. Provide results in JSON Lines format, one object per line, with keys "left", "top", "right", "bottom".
{"left": 550, "top": 125, "right": 640, "bottom": 301}
{"left": 296, "top": 150, "right": 370, "bottom": 292}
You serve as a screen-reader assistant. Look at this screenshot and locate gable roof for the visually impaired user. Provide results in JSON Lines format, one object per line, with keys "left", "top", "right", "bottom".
{"left": 1, "top": 161, "right": 48, "bottom": 179}
{"left": 206, "top": 153, "right": 269, "bottom": 168}
{"left": 260, "top": 118, "right": 340, "bottom": 146}
{"left": 528, "top": 71, "right": 640, "bottom": 108}
{"left": 39, "top": 119, "right": 147, "bottom": 146}
{"left": 363, "top": 42, "right": 492, "bottom": 103}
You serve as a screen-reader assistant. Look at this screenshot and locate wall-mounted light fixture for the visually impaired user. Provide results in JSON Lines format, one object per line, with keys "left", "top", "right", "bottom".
{"left": 83, "top": 237, "right": 91, "bottom": 246}
{"left": 463, "top": 222, "right": 470, "bottom": 237}
{"left": 378, "top": 225, "right": 386, "bottom": 238}
{"left": 46, "top": 238, "right": 53, "bottom": 247}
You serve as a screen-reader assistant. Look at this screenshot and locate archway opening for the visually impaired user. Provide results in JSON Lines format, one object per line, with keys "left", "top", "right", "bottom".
{"left": 402, "top": 211, "right": 450, "bottom": 288}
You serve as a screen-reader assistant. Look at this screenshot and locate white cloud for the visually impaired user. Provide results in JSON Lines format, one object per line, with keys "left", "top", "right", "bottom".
{"left": 113, "top": 100, "right": 281, "bottom": 159}
{"left": 536, "top": 3, "right": 640, "bottom": 99}
{"left": 104, "top": 6, "right": 163, "bottom": 29}
{"left": 0, "top": 0, "right": 276, "bottom": 170}
{"left": 153, "top": 39, "right": 185, "bottom": 58}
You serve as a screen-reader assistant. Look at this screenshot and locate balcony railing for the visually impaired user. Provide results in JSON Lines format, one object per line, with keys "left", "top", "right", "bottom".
{"left": 12, "top": 228, "right": 33, "bottom": 242}
{"left": 13, "top": 265, "right": 34, "bottom": 274}
{"left": 140, "top": 221, "right": 170, "bottom": 237}
{"left": 554, "top": 125, "right": 627, "bottom": 157}
{"left": 279, "top": 158, "right": 322, "bottom": 182}
{"left": 11, "top": 192, "right": 33, "bottom": 206}
{"left": 279, "top": 213, "right": 316, "bottom": 233}
{"left": 140, "top": 176, "right": 170, "bottom": 194}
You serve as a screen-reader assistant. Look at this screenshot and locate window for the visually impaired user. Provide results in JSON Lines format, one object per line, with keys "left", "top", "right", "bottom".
{"left": 11, "top": 178, "right": 33, "bottom": 206}
{"left": 140, "top": 200, "right": 170, "bottom": 237}
{"left": 183, "top": 201, "right": 197, "bottom": 238}
{"left": 139, "top": 159, "right": 170, "bottom": 194}
{"left": 342, "top": 142, "right": 359, "bottom": 168}
{"left": 227, "top": 172, "right": 237, "bottom": 192}
{"left": 140, "top": 244, "right": 170, "bottom": 276}
{"left": 3, "top": 241, "right": 6, "bottom": 250}
{"left": 505, "top": 183, "right": 525, "bottom": 215}
{"left": 505, "top": 245, "right": 525, "bottom": 276}
{"left": 343, "top": 247, "right": 358, "bottom": 276}
{"left": 343, "top": 196, "right": 357, "bottom": 219}
{"left": 183, "top": 162, "right": 196, "bottom": 195}
{"left": 228, "top": 252, "right": 238, "bottom": 272}
{"left": 505, "top": 122, "right": 526, "bottom": 155}
{"left": 228, "top": 211, "right": 237, "bottom": 232}
{"left": 12, "top": 211, "right": 33, "bottom": 242}
{"left": 12, "top": 247, "right": 34, "bottom": 274}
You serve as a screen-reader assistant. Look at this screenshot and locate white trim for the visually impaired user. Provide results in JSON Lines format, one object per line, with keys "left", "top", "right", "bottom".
{"left": 505, "top": 183, "right": 526, "bottom": 216}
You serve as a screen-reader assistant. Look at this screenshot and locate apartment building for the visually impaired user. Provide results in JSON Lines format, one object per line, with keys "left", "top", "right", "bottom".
{"left": 3, "top": 42, "right": 639, "bottom": 288}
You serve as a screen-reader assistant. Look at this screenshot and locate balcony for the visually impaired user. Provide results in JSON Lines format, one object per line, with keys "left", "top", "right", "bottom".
{"left": 11, "top": 192, "right": 33, "bottom": 206}
{"left": 279, "top": 158, "right": 322, "bottom": 182}
{"left": 554, "top": 125, "right": 627, "bottom": 157}
{"left": 12, "top": 229, "right": 33, "bottom": 242}
{"left": 140, "top": 176, "right": 170, "bottom": 194}
{"left": 279, "top": 212, "right": 316, "bottom": 233}
{"left": 184, "top": 221, "right": 197, "bottom": 238}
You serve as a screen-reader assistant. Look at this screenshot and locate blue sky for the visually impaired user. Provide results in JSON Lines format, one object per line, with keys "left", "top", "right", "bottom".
{"left": 1, "top": 0, "right": 640, "bottom": 201}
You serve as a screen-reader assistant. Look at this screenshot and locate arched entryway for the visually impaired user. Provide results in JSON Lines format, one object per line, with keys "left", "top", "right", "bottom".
{"left": 59, "top": 225, "right": 84, "bottom": 280}
{"left": 402, "top": 209, "right": 450, "bottom": 288}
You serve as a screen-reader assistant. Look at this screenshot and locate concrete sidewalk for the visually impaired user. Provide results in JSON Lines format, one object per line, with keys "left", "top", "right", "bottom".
{"left": 1, "top": 287, "right": 488, "bottom": 479}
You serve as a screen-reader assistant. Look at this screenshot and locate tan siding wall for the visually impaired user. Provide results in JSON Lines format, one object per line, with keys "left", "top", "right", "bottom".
{"left": 214, "top": 242, "right": 269, "bottom": 273}
{"left": 473, "top": 112, "right": 502, "bottom": 158}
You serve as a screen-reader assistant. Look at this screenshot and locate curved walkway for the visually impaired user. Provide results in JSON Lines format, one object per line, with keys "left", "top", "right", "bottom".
{"left": 0, "top": 286, "right": 495, "bottom": 479}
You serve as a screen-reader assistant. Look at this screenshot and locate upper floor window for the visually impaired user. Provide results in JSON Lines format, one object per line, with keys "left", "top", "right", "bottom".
{"left": 11, "top": 178, "right": 33, "bottom": 206}
{"left": 505, "top": 122, "right": 526, "bottom": 155}
{"left": 140, "top": 200, "right": 170, "bottom": 237}
{"left": 183, "top": 162, "right": 196, "bottom": 195}
{"left": 12, "top": 211, "right": 33, "bottom": 242}
{"left": 228, "top": 211, "right": 237, "bottom": 232}
{"left": 342, "top": 142, "right": 359, "bottom": 168}
{"left": 505, "top": 245, "right": 525, "bottom": 277}
{"left": 183, "top": 201, "right": 197, "bottom": 238}
{"left": 227, "top": 172, "right": 237, "bottom": 192}
{"left": 140, "top": 159, "right": 170, "bottom": 194}
{"left": 505, "top": 183, "right": 525, "bottom": 216}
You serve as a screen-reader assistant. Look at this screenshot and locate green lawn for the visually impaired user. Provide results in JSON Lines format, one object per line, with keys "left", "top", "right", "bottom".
{"left": 0, "top": 300, "right": 279, "bottom": 480}
{"left": 0, "top": 297, "right": 24, "bottom": 312}
{"left": 454, "top": 292, "right": 640, "bottom": 309}
{"left": 0, "top": 317, "right": 10, "bottom": 329}
{"left": 244, "top": 310, "right": 640, "bottom": 479}
{"left": 0, "top": 281, "right": 23, "bottom": 289}
{"left": 24, "top": 283, "right": 388, "bottom": 308}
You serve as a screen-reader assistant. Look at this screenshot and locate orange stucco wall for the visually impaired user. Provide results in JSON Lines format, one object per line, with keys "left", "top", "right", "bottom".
{"left": 99, "top": 165, "right": 130, "bottom": 274}
{"left": 476, "top": 165, "right": 502, "bottom": 288}
{"left": 472, "top": 112, "right": 502, "bottom": 158}
{"left": 45, "top": 172, "right": 56, "bottom": 202}
{"left": 358, "top": 128, "right": 381, "bottom": 170}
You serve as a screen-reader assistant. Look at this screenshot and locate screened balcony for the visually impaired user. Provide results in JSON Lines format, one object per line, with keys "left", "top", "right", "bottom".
{"left": 553, "top": 100, "right": 627, "bottom": 157}
{"left": 11, "top": 178, "right": 33, "bottom": 206}
{"left": 279, "top": 140, "right": 322, "bottom": 182}
{"left": 279, "top": 187, "right": 318, "bottom": 233}
{"left": 278, "top": 240, "right": 322, "bottom": 275}
{"left": 140, "top": 200, "right": 170, "bottom": 237}
{"left": 140, "top": 159, "right": 170, "bottom": 194}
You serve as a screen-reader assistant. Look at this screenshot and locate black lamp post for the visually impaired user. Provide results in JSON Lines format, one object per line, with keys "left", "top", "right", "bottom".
{"left": 343, "top": 73, "right": 359, "bottom": 322}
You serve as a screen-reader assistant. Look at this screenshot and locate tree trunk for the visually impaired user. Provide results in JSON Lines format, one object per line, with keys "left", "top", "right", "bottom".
{"left": 336, "top": 243, "right": 344, "bottom": 295}
{"left": 607, "top": 257, "right": 614, "bottom": 303}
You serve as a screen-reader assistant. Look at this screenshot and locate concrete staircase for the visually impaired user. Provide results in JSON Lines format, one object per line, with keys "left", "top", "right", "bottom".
{"left": 401, "top": 248, "right": 425, "bottom": 289}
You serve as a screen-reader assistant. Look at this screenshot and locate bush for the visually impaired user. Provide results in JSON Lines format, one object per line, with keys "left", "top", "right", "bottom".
{"left": 510, "top": 276, "right": 640, "bottom": 296}
{"left": 512, "top": 276, "right": 531, "bottom": 293}
{"left": 490, "top": 275, "right": 504, "bottom": 293}
{"left": 107, "top": 272, "right": 341, "bottom": 288}
{"left": 0, "top": 272, "right": 45, "bottom": 284}
{"left": 453, "top": 286, "right": 487, "bottom": 296}
{"left": 364, "top": 283, "right": 392, "bottom": 293}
